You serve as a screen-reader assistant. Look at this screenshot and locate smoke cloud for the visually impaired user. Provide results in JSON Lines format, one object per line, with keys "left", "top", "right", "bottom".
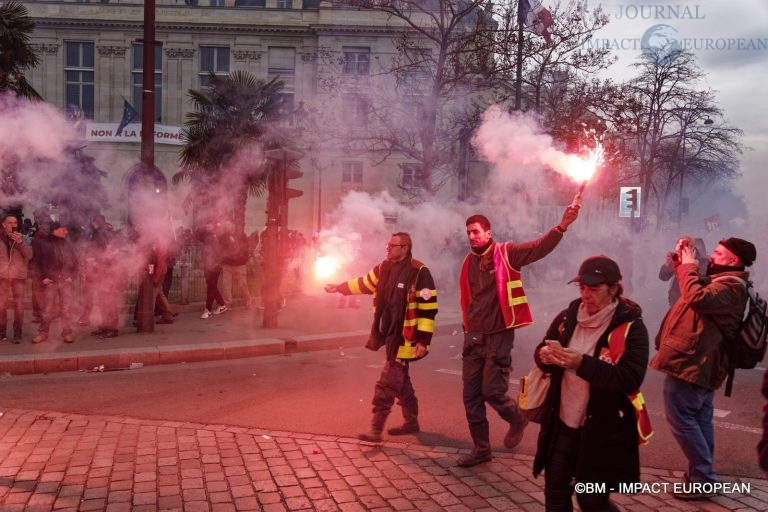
{"left": 473, "top": 105, "right": 600, "bottom": 184}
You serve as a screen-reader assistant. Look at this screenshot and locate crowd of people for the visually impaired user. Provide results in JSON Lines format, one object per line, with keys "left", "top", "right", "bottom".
{"left": 3, "top": 205, "right": 765, "bottom": 509}
{"left": 323, "top": 204, "right": 762, "bottom": 510}
{"left": 0, "top": 212, "right": 311, "bottom": 344}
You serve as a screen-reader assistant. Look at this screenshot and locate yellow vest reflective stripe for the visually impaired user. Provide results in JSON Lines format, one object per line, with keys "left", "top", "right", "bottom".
{"left": 460, "top": 243, "right": 533, "bottom": 329}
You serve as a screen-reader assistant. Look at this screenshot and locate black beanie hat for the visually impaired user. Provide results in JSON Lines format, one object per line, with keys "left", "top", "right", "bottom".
{"left": 720, "top": 237, "right": 756, "bottom": 267}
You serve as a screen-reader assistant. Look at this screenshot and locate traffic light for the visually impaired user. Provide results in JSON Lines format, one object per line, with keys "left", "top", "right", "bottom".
{"left": 265, "top": 148, "right": 304, "bottom": 231}
{"left": 619, "top": 186, "right": 641, "bottom": 218}
{"left": 626, "top": 188, "right": 638, "bottom": 211}
{"left": 284, "top": 168, "right": 303, "bottom": 201}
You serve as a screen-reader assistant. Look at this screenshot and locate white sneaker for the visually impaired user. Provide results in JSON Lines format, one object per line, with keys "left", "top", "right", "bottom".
{"left": 213, "top": 305, "right": 228, "bottom": 315}
{"left": 200, "top": 310, "right": 212, "bottom": 319}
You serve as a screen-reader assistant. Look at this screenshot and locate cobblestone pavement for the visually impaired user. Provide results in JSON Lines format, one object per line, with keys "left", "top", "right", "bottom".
{"left": 1, "top": 408, "right": 767, "bottom": 511}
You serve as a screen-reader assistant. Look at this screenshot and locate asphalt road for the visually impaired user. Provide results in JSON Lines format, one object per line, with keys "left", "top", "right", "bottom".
{"left": 0, "top": 325, "right": 765, "bottom": 480}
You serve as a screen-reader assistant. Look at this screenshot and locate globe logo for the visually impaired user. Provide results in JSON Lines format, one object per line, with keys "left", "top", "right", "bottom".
{"left": 641, "top": 24, "right": 683, "bottom": 64}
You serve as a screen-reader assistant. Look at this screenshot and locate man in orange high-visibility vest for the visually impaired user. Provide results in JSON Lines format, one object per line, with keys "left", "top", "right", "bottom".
{"left": 458, "top": 205, "right": 579, "bottom": 467}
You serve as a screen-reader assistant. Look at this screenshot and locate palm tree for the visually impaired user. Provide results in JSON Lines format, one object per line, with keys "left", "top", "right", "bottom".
{"left": 0, "top": 1, "right": 42, "bottom": 100}
{"left": 175, "top": 71, "right": 293, "bottom": 233}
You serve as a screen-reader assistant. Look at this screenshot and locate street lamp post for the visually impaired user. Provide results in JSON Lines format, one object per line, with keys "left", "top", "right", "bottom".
{"left": 316, "top": 163, "right": 322, "bottom": 233}
{"left": 677, "top": 128, "right": 687, "bottom": 230}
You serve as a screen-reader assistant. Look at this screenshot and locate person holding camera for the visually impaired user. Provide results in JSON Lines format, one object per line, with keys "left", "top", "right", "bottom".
{"left": 659, "top": 236, "right": 707, "bottom": 306}
{"left": 0, "top": 215, "right": 33, "bottom": 343}
{"left": 651, "top": 237, "right": 756, "bottom": 499}
{"left": 324, "top": 232, "right": 438, "bottom": 442}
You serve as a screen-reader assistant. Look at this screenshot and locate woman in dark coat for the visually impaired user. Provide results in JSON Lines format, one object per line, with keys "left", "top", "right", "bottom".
{"left": 532, "top": 255, "right": 649, "bottom": 511}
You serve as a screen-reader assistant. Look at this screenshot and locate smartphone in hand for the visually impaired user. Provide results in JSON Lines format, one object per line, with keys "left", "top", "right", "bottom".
{"left": 544, "top": 339, "right": 563, "bottom": 350}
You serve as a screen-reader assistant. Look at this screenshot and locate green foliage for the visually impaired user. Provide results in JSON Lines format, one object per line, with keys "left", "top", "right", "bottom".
{"left": 0, "top": 1, "right": 42, "bottom": 100}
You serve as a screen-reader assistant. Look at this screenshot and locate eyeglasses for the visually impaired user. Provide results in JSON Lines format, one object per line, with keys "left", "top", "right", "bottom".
{"left": 386, "top": 243, "right": 407, "bottom": 249}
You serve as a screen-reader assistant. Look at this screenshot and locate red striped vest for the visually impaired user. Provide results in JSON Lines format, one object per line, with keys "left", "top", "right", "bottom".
{"left": 459, "top": 242, "right": 533, "bottom": 330}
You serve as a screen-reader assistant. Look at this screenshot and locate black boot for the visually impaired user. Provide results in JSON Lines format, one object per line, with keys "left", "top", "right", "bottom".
{"left": 457, "top": 423, "right": 492, "bottom": 467}
{"left": 388, "top": 401, "right": 420, "bottom": 435}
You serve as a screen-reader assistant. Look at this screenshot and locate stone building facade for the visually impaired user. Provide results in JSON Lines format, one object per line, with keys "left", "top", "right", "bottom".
{"left": 23, "top": 0, "right": 470, "bottom": 235}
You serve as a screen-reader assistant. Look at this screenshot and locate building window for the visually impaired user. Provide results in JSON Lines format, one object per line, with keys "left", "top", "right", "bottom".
{"left": 234, "top": 0, "right": 266, "bottom": 6}
{"left": 341, "top": 94, "right": 369, "bottom": 127}
{"left": 268, "top": 47, "right": 296, "bottom": 79}
{"left": 401, "top": 48, "right": 432, "bottom": 94}
{"left": 401, "top": 163, "right": 424, "bottom": 190}
{"left": 269, "top": 47, "right": 295, "bottom": 119}
{"left": 199, "top": 46, "right": 230, "bottom": 87}
{"left": 276, "top": 0, "right": 293, "bottom": 7}
{"left": 342, "top": 47, "right": 370, "bottom": 76}
{"left": 65, "top": 41, "right": 94, "bottom": 119}
{"left": 208, "top": 0, "right": 224, "bottom": 5}
{"left": 342, "top": 161, "right": 363, "bottom": 185}
{"left": 132, "top": 43, "right": 163, "bottom": 123}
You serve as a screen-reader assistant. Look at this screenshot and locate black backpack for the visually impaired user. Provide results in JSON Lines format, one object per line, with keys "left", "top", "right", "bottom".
{"left": 714, "top": 276, "right": 768, "bottom": 396}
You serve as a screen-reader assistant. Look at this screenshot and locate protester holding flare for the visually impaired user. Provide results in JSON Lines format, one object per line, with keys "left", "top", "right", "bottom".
{"left": 457, "top": 203, "right": 579, "bottom": 468}
{"left": 325, "top": 232, "right": 437, "bottom": 442}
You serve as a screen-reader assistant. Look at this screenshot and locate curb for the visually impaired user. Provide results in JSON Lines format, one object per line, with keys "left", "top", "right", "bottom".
{"left": 0, "top": 330, "right": 369, "bottom": 376}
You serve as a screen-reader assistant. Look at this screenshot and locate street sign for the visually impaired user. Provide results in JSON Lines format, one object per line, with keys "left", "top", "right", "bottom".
{"left": 619, "top": 186, "right": 641, "bottom": 218}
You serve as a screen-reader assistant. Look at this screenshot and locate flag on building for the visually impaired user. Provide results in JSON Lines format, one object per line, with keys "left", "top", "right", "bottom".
{"left": 116, "top": 99, "right": 139, "bottom": 135}
{"left": 525, "top": 0, "right": 554, "bottom": 45}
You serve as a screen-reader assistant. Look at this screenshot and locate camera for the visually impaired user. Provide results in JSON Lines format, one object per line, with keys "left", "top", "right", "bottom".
{"left": 672, "top": 237, "right": 694, "bottom": 262}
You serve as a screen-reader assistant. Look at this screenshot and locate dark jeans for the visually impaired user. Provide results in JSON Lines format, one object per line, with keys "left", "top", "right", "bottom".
{"left": 545, "top": 421, "right": 618, "bottom": 512}
{"left": 462, "top": 331, "right": 524, "bottom": 430}
{"left": 204, "top": 266, "right": 225, "bottom": 311}
{"left": 40, "top": 280, "right": 74, "bottom": 336}
{"left": 663, "top": 375, "right": 718, "bottom": 483}
{"left": 372, "top": 361, "right": 417, "bottom": 417}
{"left": 0, "top": 278, "right": 25, "bottom": 337}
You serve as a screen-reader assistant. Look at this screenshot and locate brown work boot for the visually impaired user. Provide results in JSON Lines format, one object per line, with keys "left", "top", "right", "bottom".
{"left": 456, "top": 450, "right": 492, "bottom": 467}
{"left": 32, "top": 334, "right": 48, "bottom": 344}
{"left": 387, "top": 423, "right": 420, "bottom": 436}
{"left": 62, "top": 334, "right": 74, "bottom": 343}
{"left": 504, "top": 417, "right": 528, "bottom": 450}
{"left": 358, "top": 431, "right": 383, "bottom": 443}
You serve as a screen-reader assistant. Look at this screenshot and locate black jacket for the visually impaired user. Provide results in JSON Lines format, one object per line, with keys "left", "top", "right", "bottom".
{"left": 532, "top": 297, "right": 649, "bottom": 486}
{"left": 33, "top": 235, "right": 79, "bottom": 282}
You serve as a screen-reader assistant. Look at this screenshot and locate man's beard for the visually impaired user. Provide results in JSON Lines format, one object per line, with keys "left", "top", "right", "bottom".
{"left": 706, "top": 261, "right": 742, "bottom": 275}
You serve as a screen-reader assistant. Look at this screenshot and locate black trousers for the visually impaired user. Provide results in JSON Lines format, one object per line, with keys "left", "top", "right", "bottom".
{"left": 204, "top": 266, "right": 224, "bottom": 311}
{"left": 372, "top": 361, "right": 417, "bottom": 419}
{"left": 545, "top": 421, "right": 618, "bottom": 512}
